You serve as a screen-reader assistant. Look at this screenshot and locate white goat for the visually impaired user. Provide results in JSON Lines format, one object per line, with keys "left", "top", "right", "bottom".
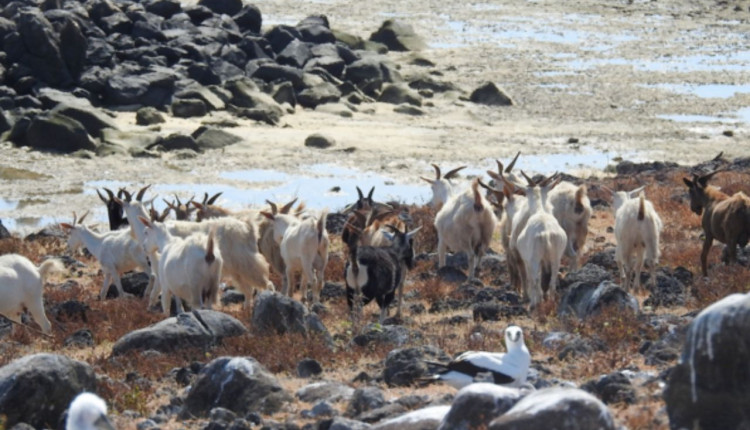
{"left": 435, "top": 178, "right": 498, "bottom": 279}
{"left": 515, "top": 174, "right": 567, "bottom": 308}
{"left": 421, "top": 164, "right": 467, "bottom": 211}
{"left": 610, "top": 186, "right": 663, "bottom": 290}
{"left": 61, "top": 212, "right": 152, "bottom": 300}
{"left": 261, "top": 209, "right": 329, "bottom": 304}
{"left": 139, "top": 217, "right": 223, "bottom": 314}
{"left": 0, "top": 254, "right": 63, "bottom": 334}
{"left": 548, "top": 181, "right": 591, "bottom": 271}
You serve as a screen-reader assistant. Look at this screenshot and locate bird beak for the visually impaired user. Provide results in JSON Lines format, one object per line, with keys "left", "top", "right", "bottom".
{"left": 94, "top": 414, "right": 115, "bottom": 430}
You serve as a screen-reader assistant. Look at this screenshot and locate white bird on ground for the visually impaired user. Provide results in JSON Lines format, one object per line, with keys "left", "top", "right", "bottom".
{"left": 427, "top": 325, "right": 531, "bottom": 389}
{"left": 66, "top": 392, "right": 115, "bottom": 430}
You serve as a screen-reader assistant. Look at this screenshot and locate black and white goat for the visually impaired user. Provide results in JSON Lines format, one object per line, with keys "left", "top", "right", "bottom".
{"left": 345, "top": 217, "right": 421, "bottom": 322}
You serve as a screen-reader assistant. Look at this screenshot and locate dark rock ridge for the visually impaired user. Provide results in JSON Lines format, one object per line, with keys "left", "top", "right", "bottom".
{"left": 0, "top": 1, "right": 471, "bottom": 156}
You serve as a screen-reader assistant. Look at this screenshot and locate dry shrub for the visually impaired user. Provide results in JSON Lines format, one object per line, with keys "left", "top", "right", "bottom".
{"left": 325, "top": 253, "right": 346, "bottom": 284}
{"left": 619, "top": 402, "right": 669, "bottom": 430}
{"left": 86, "top": 297, "right": 164, "bottom": 344}
{"left": 691, "top": 265, "right": 750, "bottom": 308}
{"left": 413, "top": 275, "right": 450, "bottom": 305}
{"left": 215, "top": 332, "right": 336, "bottom": 374}
{"left": 0, "top": 238, "right": 22, "bottom": 256}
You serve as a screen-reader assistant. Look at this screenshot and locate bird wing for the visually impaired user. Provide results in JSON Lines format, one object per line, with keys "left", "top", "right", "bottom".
{"left": 451, "top": 352, "right": 524, "bottom": 384}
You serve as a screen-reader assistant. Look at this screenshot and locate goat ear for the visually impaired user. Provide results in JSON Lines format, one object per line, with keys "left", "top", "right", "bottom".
{"left": 137, "top": 216, "right": 151, "bottom": 227}
{"left": 629, "top": 185, "right": 646, "bottom": 198}
{"left": 682, "top": 178, "right": 694, "bottom": 188}
{"left": 59, "top": 223, "right": 73, "bottom": 231}
{"left": 260, "top": 211, "right": 274, "bottom": 220}
{"left": 191, "top": 201, "right": 204, "bottom": 210}
{"left": 420, "top": 176, "right": 435, "bottom": 185}
{"left": 380, "top": 229, "right": 396, "bottom": 242}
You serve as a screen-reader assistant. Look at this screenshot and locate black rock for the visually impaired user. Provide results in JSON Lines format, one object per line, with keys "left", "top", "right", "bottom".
{"left": 558, "top": 280, "right": 639, "bottom": 320}
{"left": 251, "top": 291, "right": 329, "bottom": 339}
{"left": 369, "top": 19, "right": 425, "bottom": 51}
{"left": 136, "top": 106, "right": 166, "bottom": 125}
{"left": 346, "top": 387, "right": 386, "bottom": 418}
{"left": 0, "top": 354, "right": 96, "bottom": 429}
{"left": 64, "top": 328, "right": 95, "bottom": 348}
{"left": 19, "top": 112, "right": 97, "bottom": 153}
{"left": 172, "top": 98, "right": 207, "bottom": 118}
{"left": 383, "top": 345, "right": 449, "bottom": 387}
{"left": 559, "top": 263, "right": 612, "bottom": 290}
{"left": 470, "top": 82, "right": 513, "bottom": 106}
{"left": 233, "top": 5, "right": 261, "bottom": 34}
{"left": 304, "top": 133, "right": 335, "bottom": 149}
{"left": 439, "top": 384, "right": 522, "bottom": 430}
{"left": 297, "top": 358, "right": 323, "bottom": 378}
{"left": 581, "top": 371, "right": 636, "bottom": 405}
{"left": 181, "top": 356, "right": 291, "bottom": 418}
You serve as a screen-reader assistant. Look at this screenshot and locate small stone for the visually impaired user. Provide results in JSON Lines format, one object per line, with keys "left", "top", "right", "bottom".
{"left": 305, "top": 133, "right": 336, "bottom": 149}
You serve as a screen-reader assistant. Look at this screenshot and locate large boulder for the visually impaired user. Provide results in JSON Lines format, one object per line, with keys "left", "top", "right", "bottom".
{"left": 251, "top": 291, "right": 329, "bottom": 338}
{"left": 198, "top": 0, "right": 242, "bottom": 17}
{"left": 225, "top": 78, "right": 284, "bottom": 117}
{"left": 112, "top": 310, "right": 247, "bottom": 355}
{"left": 369, "top": 19, "right": 425, "bottom": 51}
{"left": 664, "top": 293, "right": 750, "bottom": 429}
{"left": 21, "top": 112, "right": 98, "bottom": 153}
{"left": 489, "top": 387, "right": 616, "bottom": 430}
{"left": 558, "top": 280, "right": 638, "bottom": 320}
{"left": 0, "top": 354, "right": 96, "bottom": 428}
{"left": 181, "top": 356, "right": 291, "bottom": 417}
{"left": 191, "top": 126, "right": 243, "bottom": 149}
{"left": 378, "top": 83, "right": 422, "bottom": 106}
{"left": 439, "top": 384, "right": 523, "bottom": 430}
{"left": 15, "top": 9, "right": 72, "bottom": 86}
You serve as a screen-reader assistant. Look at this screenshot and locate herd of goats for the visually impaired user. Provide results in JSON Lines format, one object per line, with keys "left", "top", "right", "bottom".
{"left": 1, "top": 153, "right": 749, "bottom": 336}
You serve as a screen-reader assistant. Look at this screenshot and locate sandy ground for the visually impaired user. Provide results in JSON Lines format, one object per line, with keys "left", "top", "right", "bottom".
{"left": 2, "top": 0, "right": 749, "bottom": 231}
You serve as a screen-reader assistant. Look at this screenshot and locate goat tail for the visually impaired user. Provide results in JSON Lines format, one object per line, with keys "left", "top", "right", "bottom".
{"left": 205, "top": 228, "right": 216, "bottom": 264}
{"left": 38, "top": 258, "right": 64, "bottom": 285}
{"left": 317, "top": 209, "right": 328, "bottom": 243}
{"left": 637, "top": 192, "right": 645, "bottom": 221}
{"left": 472, "top": 178, "right": 483, "bottom": 212}
{"left": 541, "top": 261, "right": 552, "bottom": 297}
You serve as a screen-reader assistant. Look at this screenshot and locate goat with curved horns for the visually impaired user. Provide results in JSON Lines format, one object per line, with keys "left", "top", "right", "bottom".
{"left": 421, "top": 164, "right": 467, "bottom": 211}
{"left": 683, "top": 170, "right": 750, "bottom": 276}
{"left": 163, "top": 194, "right": 197, "bottom": 221}
{"left": 96, "top": 188, "right": 129, "bottom": 231}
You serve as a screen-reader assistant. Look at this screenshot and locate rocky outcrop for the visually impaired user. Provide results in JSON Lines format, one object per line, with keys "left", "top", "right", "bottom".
{"left": 438, "top": 384, "right": 523, "bottom": 430}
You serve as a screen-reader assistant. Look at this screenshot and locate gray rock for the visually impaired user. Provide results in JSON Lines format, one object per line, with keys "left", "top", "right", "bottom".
{"left": 50, "top": 103, "right": 118, "bottom": 139}
{"left": 372, "top": 406, "right": 450, "bottom": 430}
{"left": 21, "top": 112, "right": 97, "bottom": 153}
{"left": 378, "top": 84, "right": 422, "bottom": 106}
{"left": 149, "top": 133, "right": 200, "bottom": 152}
{"left": 296, "top": 382, "right": 354, "bottom": 404}
{"left": 439, "top": 384, "right": 523, "bottom": 430}
{"left": 64, "top": 328, "right": 95, "bottom": 348}
{"left": 171, "top": 98, "right": 207, "bottom": 118}
{"left": 328, "top": 417, "right": 372, "bottom": 430}
{"left": 346, "top": 387, "right": 386, "bottom": 418}
{"left": 488, "top": 387, "right": 616, "bottom": 430}
{"left": 106, "top": 271, "right": 150, "bottom": 298}
{"left": 175, "top": 86, "right": 225, "bottom": 111}
{"left": 369, "top": 19, "right": 425, "bottom": 51}
{"left": 251, "top": 291, "right": 329, "bottom": 338}
{"left": 304, "top": 133, "right": 335, "bottom": 149}
{"left": 136, "top": 107, "right": 166, "bottom": 125}
{"left": 383, "top": 345, "right": 449, "bottom": 387}
{"left": 112, "top": 310, "right": 247, "bottom": 355}
{"left": 580, "top": 371, "right": 636, "bottom": 405}
{"left": 0, "top": 353, "right": 96, "bottom": 428}
{"left": 198, "top": 0, "right": 242, "bottom": 17}
{"left": 191, "top": 126, "right": 243, "bottom": 150}
{"left": 393, "top": 105, "right": 424, "bottom": 115}
{"left": 664, "top": 293, "right": 750, "bottom": 429}
{"left": 297, "top": 82, "right": 342, "bottom": 108}
{"left": 225, "top": 78, "right": 283, "bottom": 116}
{"left": 559, "top": 263, "right": 612, "bottom": 290}
{"left": 351, "top": 324, "right": 417, "bottom": 347}
{"left": 233, "top": 4, "right": 262, "bottom": 34}
{"left": 469, "top": 82, "right": 514, "bottom": 106}
{"left": 16, "top": 10, "right": 72, "bottom": 86}
{"left": 586, "top": 247, "right": 617, "bottom": 271}
{"left": 276, "top": 39, "right": 313, "bottom": 69}
{"left": 181, "top": 356, "right": 291, "bottom": 418}
{"left": 558, "top": 280, "right": 639, "bottom": 320}
{"left": 357, "top": 403, "right": 408, "bottom": 423}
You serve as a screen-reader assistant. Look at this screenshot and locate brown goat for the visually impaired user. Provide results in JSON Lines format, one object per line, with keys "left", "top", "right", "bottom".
{"left": 683, "top": 170, "right": 750, "bottom": 276}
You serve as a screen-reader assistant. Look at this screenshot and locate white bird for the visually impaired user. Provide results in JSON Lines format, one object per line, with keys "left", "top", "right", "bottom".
{"left": 427, "top": 325, "right": 531, "bottom": 389}
{"left": 66, "top": 392, "right": 115, "bottom": 430}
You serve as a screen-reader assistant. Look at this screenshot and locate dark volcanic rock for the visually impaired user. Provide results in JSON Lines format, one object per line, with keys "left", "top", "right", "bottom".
{"left": 558, "top": 280, "right": 639, "bottom": 320}
{"left": 470, "top": 82, "right": 514, "bottom": 106}
{"left": 297, "top": 358, "right": 323, "bottom": 378}
{"left": 251, "top": 291, "right": 329, "bottom": 338}
{"left": 559, "top": 263, "right": 613, "bottom": 290}
{"left": 438, "top": 384, "right": 522, "bottom": 430}
{"left": 0, "top": 354, "right": 96, "bottom": 429}
{"left": 489, "top": 387, "right": 616, "bottom": 430}
{"left": 233, "top": 5, "right": 262, "bottom": 34}
{"left": 171, "top": 98, "right": 207, "bottom": 118}
{"left": 378, "top": 83, "right": 422, "bottom": 106}
{"left": 304, "top": 133, "right": 335, "bottom": 149}
{"left": 136, "top": 106, "right": 166, "bottom": 125}
{"left": 581, "top": 371, "right": 636, "bottom": 405}
{"left": 664, "top": 293, "right": 750, "bottom": 430}
{"left": 191, "top": 126, "right": 242, "bottom": 149}
{"left": 20, "top": 112, "right": 97, "bottom": 153}
{"left": 383, "top": 346, "right": 449, "bottom": 387}
{"left": 181, "top": 356, "right": 291, "bottom": 418}
{"left": 64, "top": 328, "right": 95, "bottom": 348}
{"left": 112, "top": 310, "right": 247, "bottom": 355}
{"left": 346, "top": 387, "right": 386, "bottom": 418}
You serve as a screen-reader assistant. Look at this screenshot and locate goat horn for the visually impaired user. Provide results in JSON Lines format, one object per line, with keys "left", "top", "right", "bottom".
{"left": 78, "top": 210, "right": 90, "bottom": 224}
{"left": 136, "top": 184, "right": 151, "bottom": 202}
{"left": 174, "top": 194, "right": 182, "bottom": 206}
{"left": 356, "top": 186, "right": 364, "bottom": 201}
{"left": 495, "top": 160, "right": 504, "bottom": 174}
{"left": 420, "top": 176, "right": 435, "bottom": 184}
{"left": 120, "top": 188, "right": 133, "bottom": 202}
{"left": 280, "top": 198, "right": 298, "bottom": 214}
{"left": 477, "top": 178, "right": 502, "bottom": 193}
{"left": 367, "top": 187, "right": 375, "bottom": 201}
{"left": 96, "top": 189, "right": 108, "bottom": 204}
{"left": 265, "top": 200, "right": 279, "bottom": 215}
{"left": 539, "top": 172, "right": 559, "bottom": 187}
{"left": 163, "top": 198, "right": 176, "bottom": 209}
{"left": 104, "top": 188, "right": 117, "bottom": 201}
{"left": 444, "top": 166, "right": 467, "bottom": 180}
{"left": 713, "top": 151, "right": 724, "bottom": 161}
{"left": 520, "top": 170, "right": 535, "bottom": 186}
{"left": 506, "top": 151, "right": 521, "bottom": 173}
{"left": 207, "top": 192, "right": 223, "bottom": 205}
{"left": 431, "top": 164, "right": 442, "bottom": 180}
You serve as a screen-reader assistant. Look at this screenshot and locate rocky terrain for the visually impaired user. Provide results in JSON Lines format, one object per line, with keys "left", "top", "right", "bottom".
{"left": 1, "top": 0, "right": 750, "bottom": 428}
